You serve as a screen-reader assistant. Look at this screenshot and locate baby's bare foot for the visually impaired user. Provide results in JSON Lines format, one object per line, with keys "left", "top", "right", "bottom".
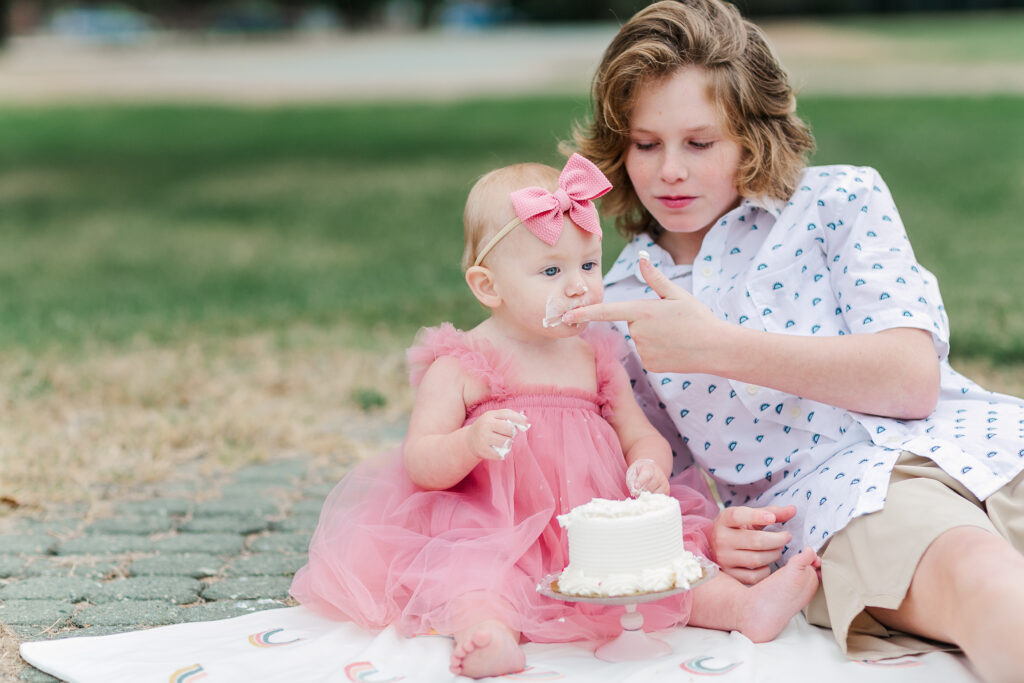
{"left": 450, "top": 619, "right": 525, "bottom": 679}
{"left": 739, "top": 546, "right": 820, "bottom": 643}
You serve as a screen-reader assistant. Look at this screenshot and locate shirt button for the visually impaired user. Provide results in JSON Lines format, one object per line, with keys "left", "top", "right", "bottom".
{"left": 745, "top": 384, "right": 759, "bottom": 395}
{"left": 701, "top": 267, "right": 713, "bottom": 278}
{"left": 789, "top": 406, "right": 802, "bottom": 419}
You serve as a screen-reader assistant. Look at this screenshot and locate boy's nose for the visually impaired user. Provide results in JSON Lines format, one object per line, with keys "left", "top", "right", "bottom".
{"left": 660, "top": 150, "right": 689, "bottom": 183}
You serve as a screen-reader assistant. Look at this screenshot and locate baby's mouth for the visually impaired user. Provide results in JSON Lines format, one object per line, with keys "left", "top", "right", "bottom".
{"left": 542, "top": 297, "right": 585, "bottom": 329}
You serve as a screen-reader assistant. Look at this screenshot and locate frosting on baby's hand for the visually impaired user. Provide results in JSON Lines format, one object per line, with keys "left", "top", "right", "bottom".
{"left": 490, "top": 412, "right": 530, "bottom": 460}
{"left": 626, "top": 458, "right": 663, "bottom": 496}
{"left": 491, "top": 438, "right": 512, "bottom": 460}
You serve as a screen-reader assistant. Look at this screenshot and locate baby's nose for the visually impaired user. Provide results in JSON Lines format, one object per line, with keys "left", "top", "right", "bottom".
{"left": 565, "top": 279, "right": 588, "bottom": 296}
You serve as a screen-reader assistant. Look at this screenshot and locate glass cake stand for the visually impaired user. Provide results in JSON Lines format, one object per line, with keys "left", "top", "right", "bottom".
{"left": 537, "top": 558, "right": 717, "bottom": 662}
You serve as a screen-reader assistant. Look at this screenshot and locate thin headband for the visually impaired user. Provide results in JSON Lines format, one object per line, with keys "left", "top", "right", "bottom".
{"left": 472, "top": 154, "right": 611, "bottom": 267}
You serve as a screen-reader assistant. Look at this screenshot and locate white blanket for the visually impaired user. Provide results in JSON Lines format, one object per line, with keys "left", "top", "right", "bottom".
{"left": 21, "top": 607, "right": 979, "bottom": 682}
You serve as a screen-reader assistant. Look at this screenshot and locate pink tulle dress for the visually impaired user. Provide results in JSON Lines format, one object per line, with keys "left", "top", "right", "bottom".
{"left": 290, "top": 323, "right": 717, "bottom": 643}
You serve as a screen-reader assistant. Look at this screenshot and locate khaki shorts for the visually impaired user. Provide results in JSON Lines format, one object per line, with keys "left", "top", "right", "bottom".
{"left": 805, "top": 452, "right": 1024, "bottom": 660}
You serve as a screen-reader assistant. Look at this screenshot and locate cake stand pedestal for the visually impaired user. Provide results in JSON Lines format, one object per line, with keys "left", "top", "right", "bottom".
{"left": 537, "top": 558, "right": 717, "bottom": 663}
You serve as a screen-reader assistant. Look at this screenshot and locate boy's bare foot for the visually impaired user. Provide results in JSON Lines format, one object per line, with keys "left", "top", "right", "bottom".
{"left": 738, "top": 546, "right": 820, "bottom": 643}
{"left": 450, "top": 619, "right": 525, "bottom": 679}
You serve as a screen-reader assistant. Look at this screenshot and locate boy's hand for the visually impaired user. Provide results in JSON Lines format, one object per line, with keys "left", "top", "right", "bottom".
{"left": 466, "top": 409, "right": 530, "bottom": 461}
{"left": 626, "top": 458, "right": 670, "bottom": 496}
{"left": 710, "top": 505, "right": 797, "bottom": 584}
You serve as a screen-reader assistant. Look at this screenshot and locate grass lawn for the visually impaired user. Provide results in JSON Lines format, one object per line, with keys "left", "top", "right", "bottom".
{"left": 1, "top": 94, "right": 1023, "bottom": 514}
{"left": 0, "top": 100, "right": 591, "bottom": 352}
{"left": 1, "top": 96, "right": 1022, "bottom": 360}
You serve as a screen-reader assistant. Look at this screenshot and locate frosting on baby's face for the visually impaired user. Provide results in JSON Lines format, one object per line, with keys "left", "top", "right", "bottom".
{"left": 542, "top": 290, "right": 589, "bottom": 328}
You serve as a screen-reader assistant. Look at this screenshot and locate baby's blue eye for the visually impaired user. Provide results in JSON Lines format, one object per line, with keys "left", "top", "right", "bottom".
{"left": 543, "top": 266, "right": 559, "bottom": 276}
{"left": 582, "top": 262, "right": 597, "bottom": 271}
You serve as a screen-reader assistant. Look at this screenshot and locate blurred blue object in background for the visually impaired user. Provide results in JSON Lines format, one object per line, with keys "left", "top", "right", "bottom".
{"left": 48, "top": 3, "right": 156, "bottom": 44}
{"left": 437, "top": 0, "right": 521, "bottom": 30}
{"left": 211, "top": 0, "right": 287, "bottom": 34}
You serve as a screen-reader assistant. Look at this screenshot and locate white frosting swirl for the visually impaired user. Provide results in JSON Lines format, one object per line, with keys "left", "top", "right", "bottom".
{"left": 557, "top": 552, "right": 704, "bottom": 597}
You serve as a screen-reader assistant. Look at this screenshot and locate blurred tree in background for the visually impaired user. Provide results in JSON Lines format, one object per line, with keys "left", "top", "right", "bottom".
{"left": 738, "top": 0, "right": 1020, "bottom": 13}
{"left": 3, "top": 0, "right": 1022, "bottom": 43}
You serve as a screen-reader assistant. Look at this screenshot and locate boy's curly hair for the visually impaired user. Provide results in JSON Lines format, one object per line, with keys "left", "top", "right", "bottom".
{"left": 567, "top": 0, "right": 815, "bottom": 238}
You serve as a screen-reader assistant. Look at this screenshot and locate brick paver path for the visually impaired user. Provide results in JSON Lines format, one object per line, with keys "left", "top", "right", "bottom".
{"left": 1, "top": 419, "right": 407, "bottom": 682}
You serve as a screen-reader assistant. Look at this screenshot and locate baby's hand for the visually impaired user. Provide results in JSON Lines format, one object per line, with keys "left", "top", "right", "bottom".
{"left": 626, "top": 458, "right": 670, "bottom": 496}
{"left": 710, "top": 505, "right": 797, "bottom": 585}
{"left": 466, "top": 409, "right": 530, "bottom": 461}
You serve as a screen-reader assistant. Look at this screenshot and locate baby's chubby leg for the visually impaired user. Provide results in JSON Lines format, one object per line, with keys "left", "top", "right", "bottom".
{"left": 688, "top": 547, "right": 820, "bottom": 643}
{"left": 450, "top": 619, "right": 525, "bottom": 678}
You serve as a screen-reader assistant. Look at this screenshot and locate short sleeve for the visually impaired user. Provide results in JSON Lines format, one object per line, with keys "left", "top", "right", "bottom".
{"left": 817, "top": 167, "right": 950, "bottom": 360}
{"left": 406, "top": 324, "right": 513, "bottom": 395}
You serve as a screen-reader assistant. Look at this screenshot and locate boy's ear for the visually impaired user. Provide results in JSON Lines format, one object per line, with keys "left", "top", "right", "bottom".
{"left": 465, "top": 265, "right": 501, "bottom": 308}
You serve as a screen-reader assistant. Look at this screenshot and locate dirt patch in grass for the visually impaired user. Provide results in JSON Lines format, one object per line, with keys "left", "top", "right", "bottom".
{"left": 950, "top": 358, "right": 1024, "bottom": 399}
{"left": 3, "top": 328, "right": 1021, "bottom": 516}
{"left": 0, "top": 325, "right": 414, "bottom": 517}
{"left": 1, "top": 625, "right": 22, "bottom": 682}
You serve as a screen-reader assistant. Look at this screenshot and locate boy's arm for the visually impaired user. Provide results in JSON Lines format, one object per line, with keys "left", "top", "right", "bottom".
{"left": 403, "top": 356, "right": 526, "bottom": 490}
{"left": 565, "top": 259, "right": 940, "bottom": 420}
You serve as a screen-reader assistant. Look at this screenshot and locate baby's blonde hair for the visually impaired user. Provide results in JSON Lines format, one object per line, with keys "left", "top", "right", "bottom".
{"left": 461, "top": 162, "right": 561, "bottom": 271}
{"left": 567, "top": 0, "right": 815, "bottom": 239}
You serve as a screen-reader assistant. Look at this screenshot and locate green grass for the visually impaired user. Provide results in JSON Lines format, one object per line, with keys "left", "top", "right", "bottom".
{"left": 0, "top": 96, "right": 1022, "bottom": 360}
{"left": 0, "top": 99, "right": 594, "bottom": 350}
{"left": 834, "top": 11, "right": 1024, "bottom": 62}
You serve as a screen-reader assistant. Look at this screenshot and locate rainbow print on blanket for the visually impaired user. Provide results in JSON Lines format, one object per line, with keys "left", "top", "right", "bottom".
{"left": 681, "top": 655, "right": 742, "bottom": 675}
{"left": 167, "top": 627, "right": 305, "bottom": 681}
{"left": 247, "top": 628, "right": 304, "bottom": 648}
{"left": 345, "top": 661, "right": 406, "bottom": 682}
{"left": 169, "top": 664, "right": 206, "bottom": 682}
{"left": 18, "top": 605, "right": 980, "bottom": 683}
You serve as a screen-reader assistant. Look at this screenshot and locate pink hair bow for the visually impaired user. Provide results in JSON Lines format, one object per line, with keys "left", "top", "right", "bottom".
{"left": 509, "top": 153, "right": 612, "bottom": 245}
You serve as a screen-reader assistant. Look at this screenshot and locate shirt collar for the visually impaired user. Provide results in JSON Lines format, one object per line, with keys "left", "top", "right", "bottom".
{"left": 741, "top": 194, "right": 787, "bottom": 217}
{"left": 603, "top": 234, "right": 692, "bottom": 286}
{"left": 603, "top": 196, "right": 785, "bottom": 287}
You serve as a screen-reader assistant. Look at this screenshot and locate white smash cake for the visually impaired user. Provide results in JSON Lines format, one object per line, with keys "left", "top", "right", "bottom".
{"left": 554, "top": 492, "right": 704, "bottom": 597}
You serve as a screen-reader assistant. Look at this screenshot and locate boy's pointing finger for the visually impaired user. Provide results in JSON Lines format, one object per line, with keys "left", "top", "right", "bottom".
{"left": 638, "top": 256, "right": 687, "bottom": 301}
{"left": 562, "top": 301, "right": 640, "bottom": 325}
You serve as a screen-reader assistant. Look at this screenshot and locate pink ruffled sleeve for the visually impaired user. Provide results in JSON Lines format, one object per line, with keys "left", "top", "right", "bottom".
{"left": 582, "top": 323, "right": 632, "bottom": 420}
{"left": 406, "top": 323, "right": 513, "bottom": 397}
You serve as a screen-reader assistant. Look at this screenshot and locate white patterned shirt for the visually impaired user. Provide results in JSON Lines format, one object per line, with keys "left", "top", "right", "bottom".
{"left": 603, "top": 164, "right": 1024, "bottom": 562}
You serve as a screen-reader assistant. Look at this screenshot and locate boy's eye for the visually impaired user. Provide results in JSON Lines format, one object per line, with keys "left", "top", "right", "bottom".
{"left": 582, "top": 261, "right": 597, "bottom": 271}
{"left": 543, "top": 266, "right": 559, "bottom": 276}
